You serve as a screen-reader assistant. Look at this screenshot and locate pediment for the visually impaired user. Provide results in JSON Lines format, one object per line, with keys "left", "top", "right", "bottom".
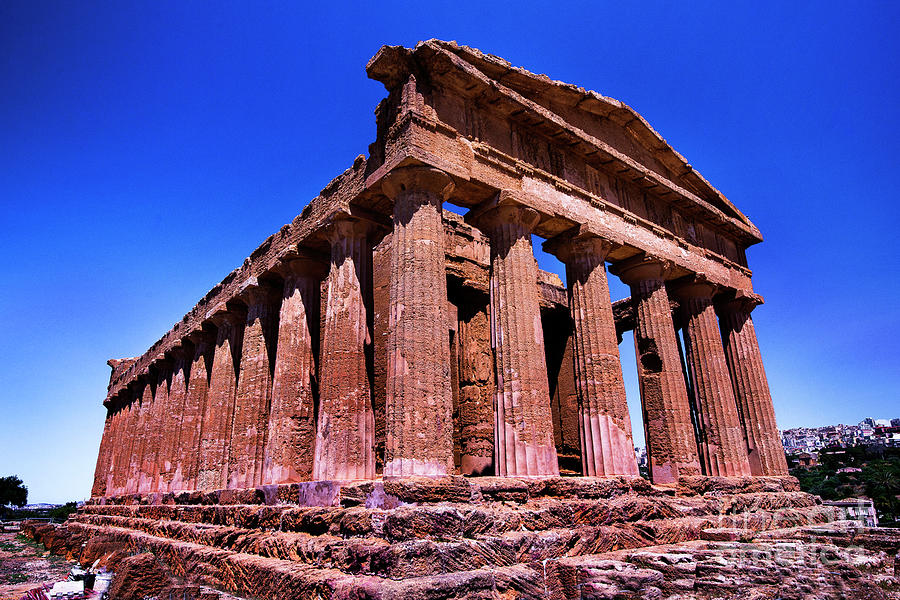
{"left": 368, "top": 40, "right": 761, "bottom": 244}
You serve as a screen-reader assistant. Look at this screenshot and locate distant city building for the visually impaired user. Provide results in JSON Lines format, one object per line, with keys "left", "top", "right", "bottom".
{"left": 822, "top": 499, "right": 879, "bottom": 527}
{"left": 781, "top": 416, "right": 900, "bottom": 456}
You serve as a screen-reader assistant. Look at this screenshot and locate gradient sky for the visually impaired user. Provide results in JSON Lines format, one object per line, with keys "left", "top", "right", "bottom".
{"left": 1, "top": 2, "right": 898, "bottom": 503}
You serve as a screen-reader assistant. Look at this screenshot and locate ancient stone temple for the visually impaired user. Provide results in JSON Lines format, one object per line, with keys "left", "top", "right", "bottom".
{"left": 32, "top": 41, "right": 898, "bottom": 599}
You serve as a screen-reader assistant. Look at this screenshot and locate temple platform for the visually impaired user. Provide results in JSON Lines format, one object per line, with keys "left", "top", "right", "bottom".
{"left": 22, "top": 476, "right": 900, "bottom": 599}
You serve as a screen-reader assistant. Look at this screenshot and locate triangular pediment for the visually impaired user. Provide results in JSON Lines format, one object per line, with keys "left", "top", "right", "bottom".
{"left": 368, "top": 40, "right": 760, "bottom": 244}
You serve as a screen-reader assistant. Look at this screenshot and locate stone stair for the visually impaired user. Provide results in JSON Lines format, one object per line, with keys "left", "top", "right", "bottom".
{"left": 26, "top": 476, "right": 894, "bottom": 599}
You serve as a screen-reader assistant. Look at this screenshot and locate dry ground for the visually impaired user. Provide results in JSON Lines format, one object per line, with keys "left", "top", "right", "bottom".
{"left": 0, "top": 529, "right": 75, "bottom": 600}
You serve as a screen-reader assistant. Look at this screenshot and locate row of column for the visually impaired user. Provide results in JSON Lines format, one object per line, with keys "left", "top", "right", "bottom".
{"left": 92, "top": 166, "right": 786, "bottom": 497}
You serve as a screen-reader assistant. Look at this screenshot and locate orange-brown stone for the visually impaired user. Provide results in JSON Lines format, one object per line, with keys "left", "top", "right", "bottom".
{"left": 468, "top": 198, "right": 559, "bottom": 477}
{"left": 228, "top": 285, "right": 280, "bottom": 489}
{"left": 381, "top": 166, "right": 456, "bottom": 477}
{"left": 675, "top": 279, "right": 752, "bottom": 477}
{"left": 197, "top": 309, "right": 244, "bottom": 491}
{"left": 718, "top": 294, "right": 789, "bottom": 476}
{"left": 612, "top": 256, "right": 701, "bottom": 484}
{"left": 262, "top": 257, "right": 324, "bottom": 485}
{"left": 313, "top": 219, "right": 375, "bottom": 481}
{"left": 548, "top": 234, "right": 639, "bottom": 478}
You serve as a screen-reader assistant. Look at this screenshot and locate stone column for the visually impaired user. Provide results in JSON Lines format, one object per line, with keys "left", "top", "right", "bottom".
{"left": 468, "top": 200, "right": 559, "bottom": 477}
{"left": 718, "top": 293, "right": 789, "bottom": 476}
{"left": 112, "top": 385, "right": 140, "bottom": 496}
{"left": 91, "top": 408, "right": 114, "bottom": 497}
{"left": 197, "top": 308, "right": 245, "bottom": 491}
{"left": 128, "top": 379, "right": 154, "bottom": 494}
{"left": 228, "top": 285, "right": 280, "bottom": 489}
{"left": 611, "top": 256, "right": 701, "bottom": 484}
{"left": 175, "top": 329, "right": 216, "bottom": 492}
{"left": 101, "top": 400, "right": 123, "bottom": 497}
{"left": 380, "top": 166, "right": 456, "bottom": 477}
{"left": 160, "top": 343, "right": 192, "bottom": 492}
{"left": 139, "top": 361, "right": 170, "bottom": 493}
{"left": 313, "top": 219, "right": 375, "bottom": 481}
{"left": 675, "top": 279, "right": 752, "bottom": 477}
{"left": 262, "top": 256, "right": 324, "bottom": 485}
{"left": 547, "top": 234, "right": 639, "bottom": 477}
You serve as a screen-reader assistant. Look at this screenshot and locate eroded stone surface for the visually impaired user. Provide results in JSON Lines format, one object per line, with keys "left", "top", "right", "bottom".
{"left": 82, "top": 39, "right": 813, "bottom": 599}
{"left": 24, "top": 478, "right": 900, "bottom": 599}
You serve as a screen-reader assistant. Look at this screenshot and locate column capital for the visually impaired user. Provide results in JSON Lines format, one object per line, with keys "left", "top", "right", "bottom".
{"left": 204, "top": 303, "right": 247, "bottom": 328}
{"left": 466, "top": 191, "right": 540, "bottom": 235}
{"left": 164, "top": 340, "right": 193, "bottom": 363}
{"left": 670, "top": 274, "right": 718, "bottom": 301}
{"left": 236, "top": 280, "right": 281, "bottom": 308}
{"left": 274, "top": 248, "right": 328, "bottom": 280}
{"left": 186, "top": 327, "right": 217, "bottom": 347}
{"left": 717, "top": 289, "right": 764, "bottom": 315}
{"left": 323, "top": 215, "right": 372, "bottom": 246}
{"left": 609, "top": 253, "right": 673, "bottom": 285}
{"left": 150, "top": 353, "right": 172, "bottom": 373}
{"left": 543, "top": 229, "right": 615, "bottom": 264}
{"left": 380, "top": 165, "right": 455, "bottom": 201}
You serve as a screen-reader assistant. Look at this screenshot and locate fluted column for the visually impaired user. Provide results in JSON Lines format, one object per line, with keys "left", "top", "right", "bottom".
{"left": 113, "top": 384, "right": 140, "bottom": 496}
{"left": 313, "top": 218, "right": 375, "bottom": 481}
{"left": 128, "top": 379, "right": 154, "bottom": 494}
{"left": 198, "top": 309, "right": 245, "bottom": 491}
{"left": 229, "top": 285, "right": 280, "bottom": 489}
{"left": 103, "top": 399, "right": 124, "bottom": 497}
{"left": 468, "top": 199, "right": 559, "bottom": 477}
{"left": 139, "top": 361, "right": 170, "bottom": 493}
{"left": 675, "top": 279, "right": 751, "bottom": 477}
{"left": 718, "top": 293, "right": 789, "bottom": 476}
{"left": 91, "top": 408, "right": 114, "bottom": 497}
{"left": 380, "top": 166, "right": 456, "bottom": 477}
{"left": 176, "top": 329, "right": 216, "bottom": 492}
{"left": 611, "top": 256, "right": 701, "bottom": 484}
{"left": 262, "top": 256, "right": 324, "bottom": 485}
{"left": 547, "top": 234, "right": 639, "bottom": 477}
{"left": 160, "top": 343, "right": 192, "bottom": 492}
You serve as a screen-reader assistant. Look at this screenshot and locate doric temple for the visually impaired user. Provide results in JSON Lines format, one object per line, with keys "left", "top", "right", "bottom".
{"left": 92, "top": 39, "right": 788, "bottom": 501}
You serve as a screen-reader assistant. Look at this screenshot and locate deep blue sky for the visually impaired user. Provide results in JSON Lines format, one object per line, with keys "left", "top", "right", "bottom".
{"left": 1, "top": 2, "right": 897, "bottom": 503}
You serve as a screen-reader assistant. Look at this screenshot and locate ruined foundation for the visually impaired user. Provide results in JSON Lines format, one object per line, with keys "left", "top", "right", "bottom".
{"left": 38, "top": 40, "right": 897, "bottom": 599}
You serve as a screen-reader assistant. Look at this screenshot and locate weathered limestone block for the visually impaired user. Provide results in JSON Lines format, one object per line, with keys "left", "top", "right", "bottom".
{"left": 381, "top": 166, "right": 456, "bottom": 477}
{"left": 102, "top": 401, "right": 123, "bottom": 497}
{"left": 547, "top": 234, "right": 639, "bottom": 478}
{"left": 91, "top": 408, "right": 114, "bottom": 498}
{"left": 313, "top": 218, "right": 375, "bottom": 481}
{"left": 173, "top": 329, "right": 215, "bottom": 492}
{"left": 137, "top": 366, "right": 169, "bottom": 494}
{"left": 229, "top": 284, "right": 280, "bottom": 489}
{"left": 263, "top": 256, "right": 325, "bottom": 485}
{"left": 159, "top": 344, "right": 191, "bottom": 492}
{"left": 468, "top": 199, "right": 559, "bottom": 477}
{"left": 127, "top": 380, "right": 154, "bottom": 495}
{"left": 542, "top": 310, "right": 580, "bottom": 473}
{"left": 456, "top": 300, "right": 495, "bottom": 476}
{"left": 675, "top": 279, "right": 751, "bottom": 477}
{"left": 198, "top": 309, "right": 245, "bottom": 491}
{"left": 612, "top": 256, "right": 701, "bottom": 484}
{"left": 718, "top": 294, "right": 789, "bottom": 476}
{"left": 112, "top": 386, "right": 139, "bottom": 496}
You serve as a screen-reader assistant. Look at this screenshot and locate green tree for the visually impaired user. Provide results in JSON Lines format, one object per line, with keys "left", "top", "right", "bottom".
{"left": 862, "top": 461, "right": 900, "bottom": 523}
{"left": 48, "top": 502, "right": 78, "bottom": 521}
{"left": 0, "top": 475, "right": 28, "bottom": 508}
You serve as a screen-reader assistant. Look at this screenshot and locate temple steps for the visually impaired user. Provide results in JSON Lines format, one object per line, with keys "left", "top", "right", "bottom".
{"left": 67, "top": 483, "right": 831, "bottom": 582}
{"left": 26, "top": 476, "right": 855, "bottom": 599}
{"left": 75, "top": 490, "right": 822, "bottom": 541}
